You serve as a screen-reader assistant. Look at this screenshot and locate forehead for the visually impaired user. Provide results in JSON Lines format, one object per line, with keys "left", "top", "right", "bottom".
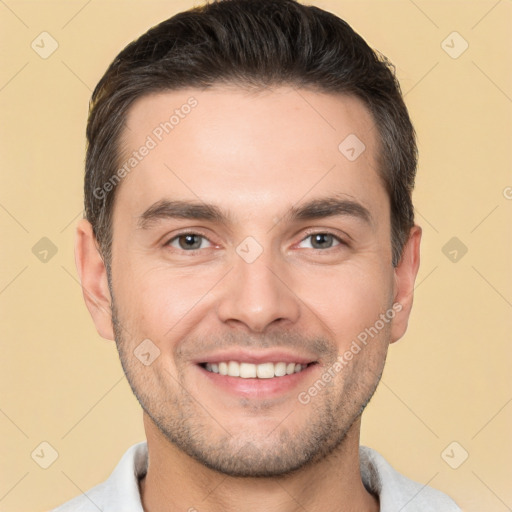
{"left": 114, "top": 86, "right": 387, "bottom": 225}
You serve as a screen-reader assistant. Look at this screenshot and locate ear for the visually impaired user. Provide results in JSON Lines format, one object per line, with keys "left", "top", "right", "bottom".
{"left": 74, "top": 218, "right": 115, "bottom": 341}
{"left": 390, "top": 225, "right": 422, "bottom": 344}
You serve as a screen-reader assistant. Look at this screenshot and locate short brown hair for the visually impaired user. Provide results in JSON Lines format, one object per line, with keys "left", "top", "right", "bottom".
{"left": 85, "top": 0, "right": 417, "bottom": 268}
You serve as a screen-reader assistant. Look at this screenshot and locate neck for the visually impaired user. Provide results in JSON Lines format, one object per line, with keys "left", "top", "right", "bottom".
{"left": 139, "top": 414, "right": 379, "bottom": 512}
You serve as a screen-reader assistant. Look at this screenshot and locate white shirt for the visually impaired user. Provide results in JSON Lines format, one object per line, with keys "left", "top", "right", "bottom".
{"left": 52, "top": 442, "right": 461, "bottom": 511}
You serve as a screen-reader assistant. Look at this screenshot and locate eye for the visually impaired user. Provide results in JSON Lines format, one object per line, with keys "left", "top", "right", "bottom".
{"left": 298, "top": 232, "right": 343, "bottom": 250}
{"left": 167, "top": 233, "right": 213, "bottom": 251}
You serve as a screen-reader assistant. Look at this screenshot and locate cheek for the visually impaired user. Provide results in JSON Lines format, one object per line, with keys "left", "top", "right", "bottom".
{"left": 293, "top": 261, "right": 393, "bottom": 339}
{"left": 113, "top": 263, "right": 219, "bottom": 341}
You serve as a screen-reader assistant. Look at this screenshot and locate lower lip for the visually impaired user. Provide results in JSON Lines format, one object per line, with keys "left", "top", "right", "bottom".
{"left": 196, "top": 363, "right": 318, "bottom": 399}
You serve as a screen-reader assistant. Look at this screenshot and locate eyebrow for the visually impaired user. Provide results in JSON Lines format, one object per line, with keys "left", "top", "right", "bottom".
{"left": 137, "top": 196, "right": 373, "bottom": 230}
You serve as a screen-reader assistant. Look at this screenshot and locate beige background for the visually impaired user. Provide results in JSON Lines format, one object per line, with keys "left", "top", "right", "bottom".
{"left": 0, "top": 0, "right": 511, "bottom": 510}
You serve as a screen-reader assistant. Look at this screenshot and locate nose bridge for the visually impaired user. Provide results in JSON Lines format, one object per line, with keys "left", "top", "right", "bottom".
{"left": 215, "top": 242, "right": 300, "bottom": 332}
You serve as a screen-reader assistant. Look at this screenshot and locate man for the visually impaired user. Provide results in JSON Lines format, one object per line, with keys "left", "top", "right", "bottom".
{"left": 53, "top": 0, "right": 460, "bottom": 510}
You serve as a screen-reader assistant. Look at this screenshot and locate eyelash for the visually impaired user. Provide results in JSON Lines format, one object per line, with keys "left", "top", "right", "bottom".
{"left": 164, "top": 230, "right": 347, "bottom": 253}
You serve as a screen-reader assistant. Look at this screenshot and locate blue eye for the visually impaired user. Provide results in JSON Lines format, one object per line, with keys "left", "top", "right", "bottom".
{"left": 167, "top": 234, "right": 212, "bottom": 250}
{"left": 299, "top": 233, "right": 342, "bottom": 250}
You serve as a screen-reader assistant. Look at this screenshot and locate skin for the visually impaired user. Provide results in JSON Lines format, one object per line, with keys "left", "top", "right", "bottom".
{"left": 76, "top": 86, "right": 421, "bottom": 512}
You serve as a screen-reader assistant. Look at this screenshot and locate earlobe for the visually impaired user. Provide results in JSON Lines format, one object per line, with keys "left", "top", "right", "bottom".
{"left": 390, "top": 225, "right": 422, "bottom": 344}
{"left": 74, "top": 219, "right": 115, "bottom": 341}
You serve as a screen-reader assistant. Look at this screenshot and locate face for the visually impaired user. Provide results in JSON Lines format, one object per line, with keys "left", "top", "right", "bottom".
{"left": 80, "top": 86, "right": 420, "bottom": 477}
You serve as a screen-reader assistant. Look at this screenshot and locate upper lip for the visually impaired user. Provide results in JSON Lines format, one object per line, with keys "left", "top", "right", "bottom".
{"left": 193, "top": 349, "right": 318, "bottom": 365}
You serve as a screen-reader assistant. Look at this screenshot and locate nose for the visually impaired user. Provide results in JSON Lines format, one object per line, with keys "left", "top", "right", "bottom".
{"left": 215, "top": 248, "right": 301, "bottom": 333}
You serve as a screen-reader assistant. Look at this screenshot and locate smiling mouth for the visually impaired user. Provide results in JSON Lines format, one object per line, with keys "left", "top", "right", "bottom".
{"left": 199, "top": 361, "right": 316, "bottom": 379}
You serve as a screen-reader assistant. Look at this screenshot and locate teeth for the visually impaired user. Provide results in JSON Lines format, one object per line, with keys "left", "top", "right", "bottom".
{"left": 240, "top": 362, "right": 257, "bottom": 378}
{"left": 228, "top": 361, "right": 239, "bottom": 377}
{"left": 256, "top": 362, "right": 274, "bottom": 379}
{"left": 203, "top": 361, "right": 309, "bottom": 378}
{"left": 275, "top": 362, "right": 287, "bottom": 376}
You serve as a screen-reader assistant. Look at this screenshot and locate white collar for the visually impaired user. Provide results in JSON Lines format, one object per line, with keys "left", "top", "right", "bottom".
{"left": 53, "top": 441, "right": 460, "bottom": 511}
